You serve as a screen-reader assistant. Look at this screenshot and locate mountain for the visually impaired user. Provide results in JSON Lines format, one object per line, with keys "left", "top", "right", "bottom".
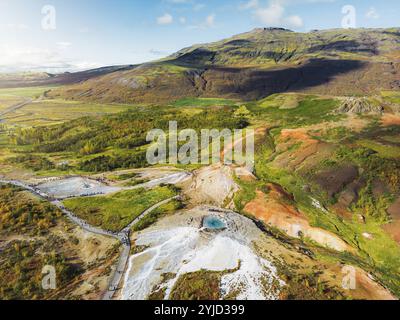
{"left": 33, "top": 28, "right": 400, "bottom": 102}
{"left": 0, "top": 65, "right": 135, "bottom": 89}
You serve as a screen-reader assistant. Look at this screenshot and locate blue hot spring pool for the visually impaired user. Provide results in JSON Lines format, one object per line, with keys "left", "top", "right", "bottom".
{"left": 203, "top": 216, "right": 227, "bottom": 230}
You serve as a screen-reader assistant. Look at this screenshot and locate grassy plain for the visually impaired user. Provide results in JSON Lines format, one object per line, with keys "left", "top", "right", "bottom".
{"left": 63, "top": 186, "right": 177, "bottom": 232}
{"left": 171, "top": 97, "right": 238, "bottom": 108}
{"left": 1, "top": 99, "right": 137, "bottom": 127}
{"left": 0, "top": 86, "right": 54, "bottom": 98}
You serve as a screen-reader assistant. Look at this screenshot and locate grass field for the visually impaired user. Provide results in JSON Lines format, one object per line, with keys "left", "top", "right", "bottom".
{"left": 0, "top": 96, "right": 25, "bottom": 112}
{"left": 0, "top": 86, "right": 56, "bottom": 99}
{"left": 63, "top": 186, "right": 177, "bottom": 232}
{"left": 172, "top": 97, "right": 238, "bottom": 108}
{"left": 249, "top": 95, "right": 342, "bottom": 127}
{"left": 257, "top": 93, "right": 314, "bottom": 109}
{"left": 132, "top": 199, "right": 182, "bottom": 231}
{"left": 382, "top": 135, "right": 400, "bottom": 144}
{"left": 381, "top": 91, "right": 400, "bottom": 105}
{"left": 357, "top": 139, "right": 400, "bottom": 159}
{"left": 0, "top": 86, "right": 139, "bottom": 127}
{"left": 1, "top": 99, "right": 138, "bottom": 127}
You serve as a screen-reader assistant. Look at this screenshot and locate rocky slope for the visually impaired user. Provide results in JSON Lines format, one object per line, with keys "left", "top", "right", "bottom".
{"left": 336, "top": 97, "right": 385, "bottom": 114}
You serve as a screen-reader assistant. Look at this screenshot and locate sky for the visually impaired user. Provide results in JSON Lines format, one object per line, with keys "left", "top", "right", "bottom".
{"left": 0, "top": 0, "right": 399, "bottom": 73}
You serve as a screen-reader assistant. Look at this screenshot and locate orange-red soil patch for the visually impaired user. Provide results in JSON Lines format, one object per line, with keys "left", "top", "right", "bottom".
{"left": 244, "top": 184, "right": 351, "bottom": 252}
{"left": 381, "top": 114, "right": 400, "bottom": 126}
{"left": 382, "top": 221, "right": 400, "bottom": 244}
{"left": 274, "top": 128, "right": 332, "bottom": 170}
{"left": 388, "top": 197, "right": 400, "bottom": 220}
{"left": 354, "top": 268, "right": 397, "bottom": 300}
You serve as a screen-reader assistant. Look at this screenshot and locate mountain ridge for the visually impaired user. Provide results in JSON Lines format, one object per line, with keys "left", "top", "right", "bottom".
{"left": 4, "top": 27, "right": 400, "bottom": 103}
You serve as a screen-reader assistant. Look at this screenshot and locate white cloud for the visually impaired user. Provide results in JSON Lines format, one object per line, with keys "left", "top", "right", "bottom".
{"left": 244, "top": 0, "right": 304, "bottom": 29}
{"left": 157, "top": 13, "right": 174, "bottom": 25}
{"left": 0, "top": 45, "right": 101, "bottom": 73}
{"left": 239, "top": 0, "right": 259, "bottom": 10}
{"left": 188, "top": 13, "right": 216, "bottom": 29}
{"left": 366, "top": 7, "right": 380, "bottom": 19}
{"left": 284, "top": 15, "right": 303, "bottom": 28}
{"left": 179, "top": 17, "right": 187, "bottom": 24}
{"left": 255, "top": 3, "right": 285, "bottom": 26}
{"left": 205, "top": 14, "right": 216, "bottom": 27}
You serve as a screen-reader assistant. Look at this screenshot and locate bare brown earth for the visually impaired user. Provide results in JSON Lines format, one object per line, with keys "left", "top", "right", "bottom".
{"left": 244, "top": 185, "right": 351, "bottom": 252}
{"left": 353, "top": 268, "right": 397, "bottom": 300}
{"left": 332, "top": 178, "right": 366, "bottom": 219}
{"left": 383, "top": 197, "right": 400, "bottom": 244}
{"left": 383, "top": 222, "right": 400, "bottom": 244}
{"left": 324, "top": 264, "right": 397, "bottom": 300}
{"left": 41, "top": 219, "right": 119, "bottom": 300}
{"left": 180, "top": 164, "right": 239, "bottom": 208}
{"left": 388, "top": 198, "right": 400, "bottom": 219}
{"left": 273, "top": 128, "right": 335, "bottom": 172}
{"left": 256, "top": 232, "right": 395, "bottom": 300}
{"left": 314, "top": 165, "right": 359, "bottom": 198}
{"left": 382, "top": 114, "right": 400, "bottom": 126}
{"left": 242, "top": 185, "right": 396, "bottom": 299}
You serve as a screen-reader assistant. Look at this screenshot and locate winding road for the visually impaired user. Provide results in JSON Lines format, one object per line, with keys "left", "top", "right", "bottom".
{"left": 102, "top": 195, "right": 180, "bottom": 301}
{"left": 0, "top": 98, "right": 33, "bottom": 119}
{"left": 0, "top": 179, "right": 179, "bottom": 300}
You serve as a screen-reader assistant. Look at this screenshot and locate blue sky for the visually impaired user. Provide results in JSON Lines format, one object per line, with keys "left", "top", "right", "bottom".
{"left": 0, "top": 0, "right": 399, "bottom": 72}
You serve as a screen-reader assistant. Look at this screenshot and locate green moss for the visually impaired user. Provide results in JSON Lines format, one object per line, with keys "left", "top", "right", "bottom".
{"left": 250, "top": 96, "right": 342, "bottom": 128}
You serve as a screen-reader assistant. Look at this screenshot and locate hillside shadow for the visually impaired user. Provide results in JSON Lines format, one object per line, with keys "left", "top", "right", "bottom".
{"left": 382, "top": 31, "right": 400, "bottom": 38}
{"left": 307, "top": 40, "right": 378, "bottom": 55}
{"left": 205, "top": 58, "right": 367, "bottom": 100}
{"left": 223, "top": 39, "right": 253, "bottom": 46}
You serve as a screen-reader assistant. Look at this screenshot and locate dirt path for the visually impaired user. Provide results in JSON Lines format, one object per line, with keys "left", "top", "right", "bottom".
{"left": 102, "top": 195, "right": 180, "bottom": 300}
{"left": 0, "top": 98, "right": 33, "bottom": 119}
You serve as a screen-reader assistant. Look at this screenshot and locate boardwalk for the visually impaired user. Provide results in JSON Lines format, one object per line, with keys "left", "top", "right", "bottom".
{"left": 0, "top": 179, "right": 179, "bottom": 300}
